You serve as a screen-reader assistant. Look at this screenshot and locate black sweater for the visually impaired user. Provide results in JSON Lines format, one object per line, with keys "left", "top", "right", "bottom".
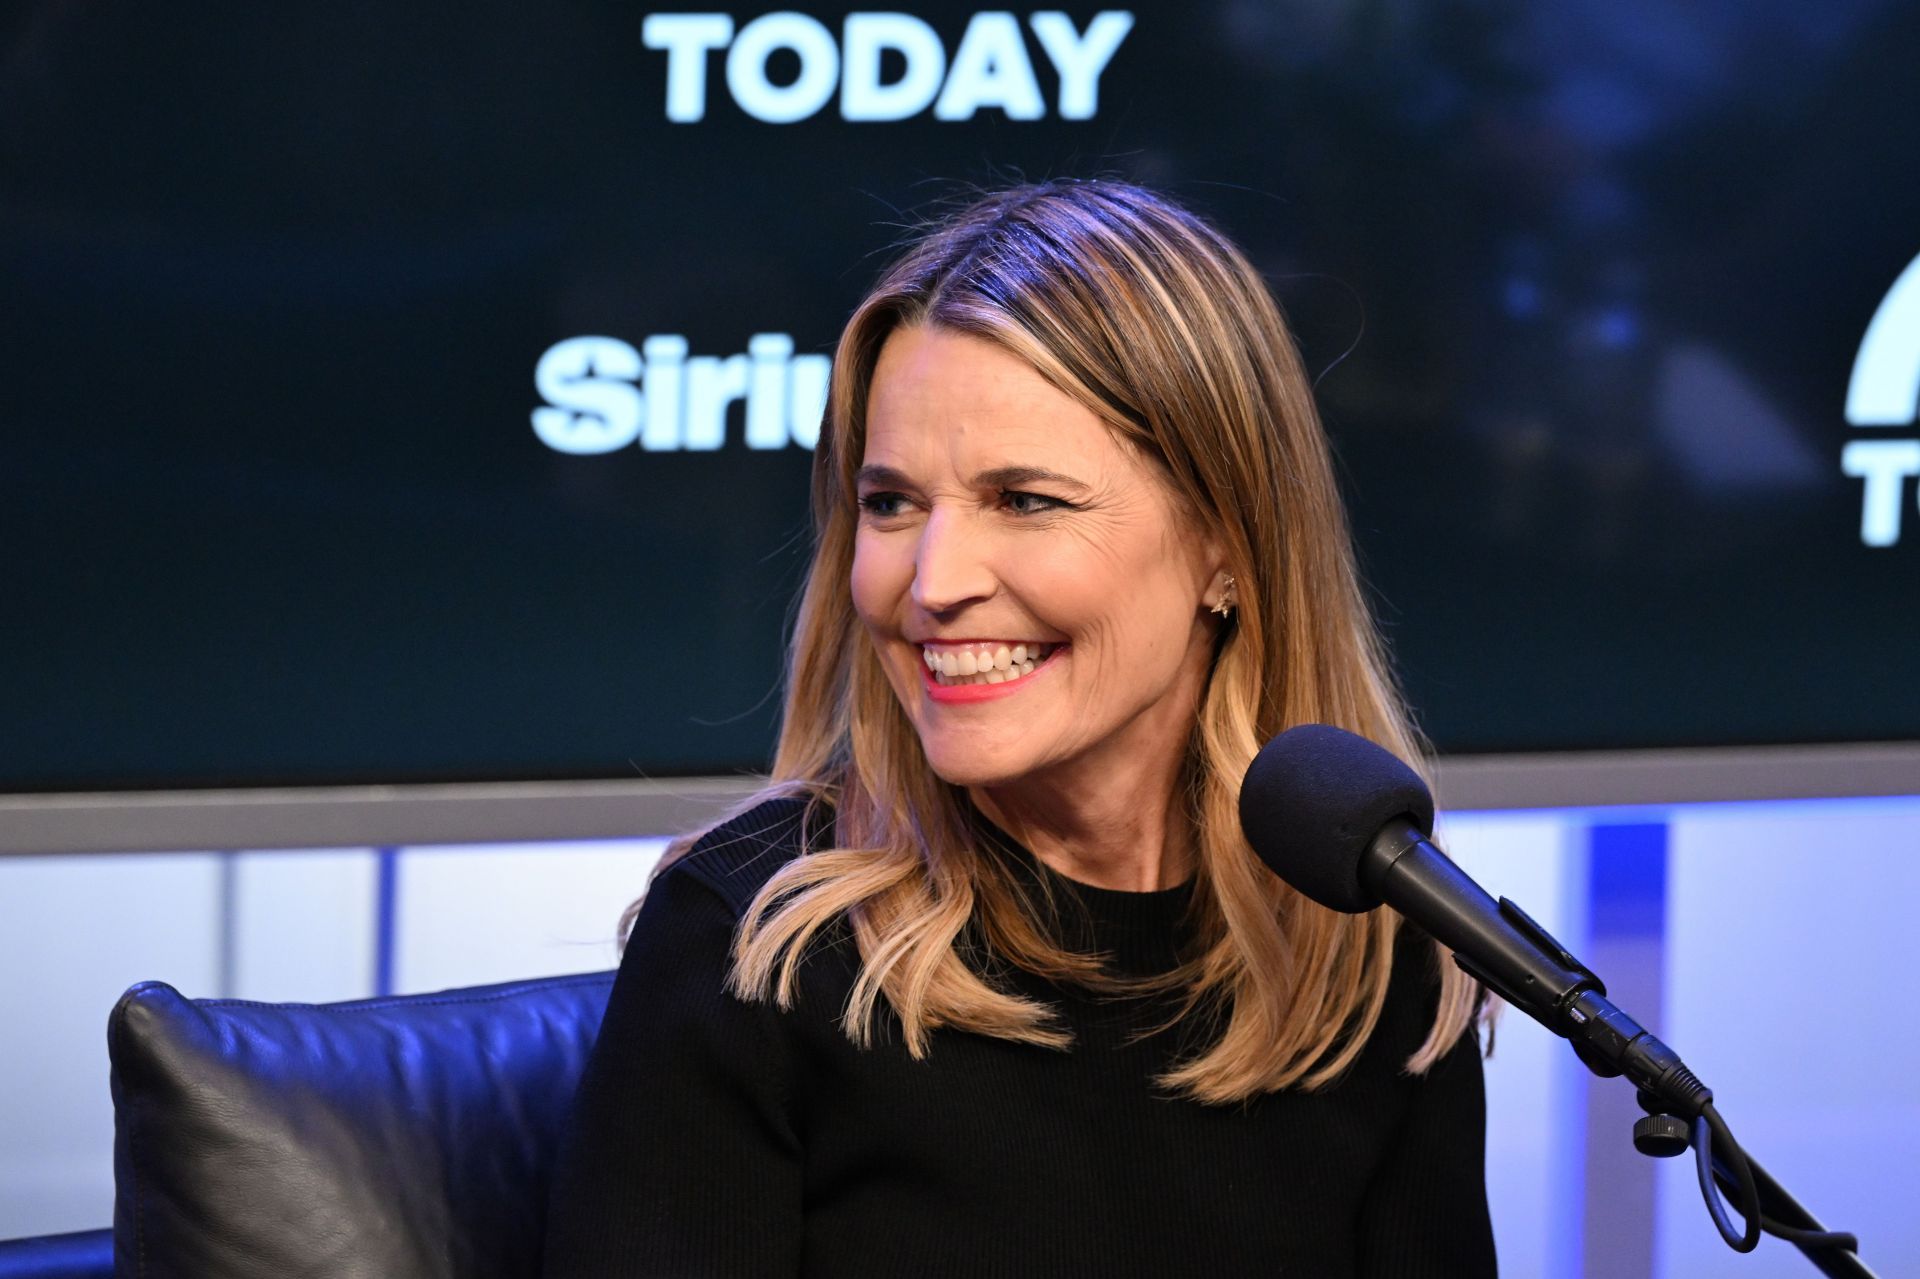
{"left": 544, "top": 798, "right": 1496, "bottom": 1277}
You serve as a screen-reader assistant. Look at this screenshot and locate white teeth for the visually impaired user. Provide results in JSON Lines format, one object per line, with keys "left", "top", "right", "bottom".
{"left": 917, "top": 641, "right": 1061, "bottom": 688}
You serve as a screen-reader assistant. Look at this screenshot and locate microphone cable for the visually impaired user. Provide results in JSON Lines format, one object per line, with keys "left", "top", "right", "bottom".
{"left": 1691, "top": 1100, "right": 1859, "bottom": 1256}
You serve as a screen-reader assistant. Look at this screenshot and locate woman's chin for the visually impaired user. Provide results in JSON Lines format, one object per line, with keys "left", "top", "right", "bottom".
{"left": 918, "top": 747, "right": 1041, "bottom": 792}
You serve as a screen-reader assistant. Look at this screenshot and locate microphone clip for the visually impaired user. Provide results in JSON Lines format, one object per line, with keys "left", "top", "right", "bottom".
{"left": 1446, "top": 895, "right": 1606, "bottom": 1033}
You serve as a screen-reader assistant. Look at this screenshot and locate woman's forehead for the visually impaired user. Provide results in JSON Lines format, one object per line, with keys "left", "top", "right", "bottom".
{"left": 862, "top": 327, "right": 1125, "bottom": 476}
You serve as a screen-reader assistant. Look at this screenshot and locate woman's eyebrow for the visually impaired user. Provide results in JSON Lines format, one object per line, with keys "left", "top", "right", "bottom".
{"left": 855, "top": 464, "right": 913, "bottom": 489}
{"left": 854, "top": 463, "right": 1091, "bottom": 494}
{"left": 973, "top": 465, "right": 1090, "bottom": 494}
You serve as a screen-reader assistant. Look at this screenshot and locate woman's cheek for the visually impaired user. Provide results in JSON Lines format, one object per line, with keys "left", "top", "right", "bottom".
{"left": 848, "top": 533, "right": 899, "bottom": 624}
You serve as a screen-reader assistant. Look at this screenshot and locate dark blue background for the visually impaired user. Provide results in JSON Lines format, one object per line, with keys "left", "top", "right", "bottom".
{"left": 3, "top": 0, "right": 1915, "bottom": 789}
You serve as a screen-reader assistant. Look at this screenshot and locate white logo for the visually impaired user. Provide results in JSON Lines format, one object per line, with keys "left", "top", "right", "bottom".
{"left": 532, "top": 334, "right": 829, "bottom": 454}
{"left": 641, "top": 11, "right": 1134, "bottom": 123}
{"left": 1841, "top": 252, "right": 1920, "bottom": 545}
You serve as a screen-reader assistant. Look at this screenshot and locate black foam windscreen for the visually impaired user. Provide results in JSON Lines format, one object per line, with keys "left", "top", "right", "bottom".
{"left": 1237, "top": 724, "right": 1436, "bottom": 913}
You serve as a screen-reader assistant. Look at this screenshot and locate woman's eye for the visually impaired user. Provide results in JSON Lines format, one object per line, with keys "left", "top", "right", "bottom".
{"left": 857, "top": 492, "right": 909, "bottom": 517}
{"left": 1002, "top": 489, "right": 1069, "bottom": 515}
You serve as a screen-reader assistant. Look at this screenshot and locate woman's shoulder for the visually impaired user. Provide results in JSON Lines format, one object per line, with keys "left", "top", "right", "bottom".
{"left": 661, "top": 792, "right": 835, "bottom": 920}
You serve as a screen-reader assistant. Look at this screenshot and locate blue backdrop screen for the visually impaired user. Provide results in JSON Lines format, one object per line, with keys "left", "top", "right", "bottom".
{"left": 4, "top": 1, "right": 1918, "bottom": 789}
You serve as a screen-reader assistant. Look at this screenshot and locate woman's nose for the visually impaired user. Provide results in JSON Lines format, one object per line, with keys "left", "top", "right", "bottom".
{"left": 910, "top": 509, "right": 996, "bottom": 614}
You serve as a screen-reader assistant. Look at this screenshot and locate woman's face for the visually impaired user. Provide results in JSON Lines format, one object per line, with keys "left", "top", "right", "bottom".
{"left": 851, "top": 324, "right": 1224, "bottom": 792}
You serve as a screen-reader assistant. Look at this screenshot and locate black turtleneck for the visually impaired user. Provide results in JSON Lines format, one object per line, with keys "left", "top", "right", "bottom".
{"left": 544, "top": 797, "right": 1497, "bottom": 1277}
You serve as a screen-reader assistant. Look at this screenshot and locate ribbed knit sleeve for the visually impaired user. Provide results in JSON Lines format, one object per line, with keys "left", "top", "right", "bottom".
{"left": 542, "top": 861, "right": 803, "bottom": 1277}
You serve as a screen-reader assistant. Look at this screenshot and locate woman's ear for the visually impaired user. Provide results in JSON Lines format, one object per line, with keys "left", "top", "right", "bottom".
{"left": 1205, "top": 573, "right": 1237, "bottom": 617}
{"left": 1198, "top": 538, "right": 1234, "bottom": 616}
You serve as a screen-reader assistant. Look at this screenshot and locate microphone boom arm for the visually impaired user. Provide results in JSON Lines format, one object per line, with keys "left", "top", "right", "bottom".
{"left": 1364, "top": 818, "right": 1875, "bottom": 1276}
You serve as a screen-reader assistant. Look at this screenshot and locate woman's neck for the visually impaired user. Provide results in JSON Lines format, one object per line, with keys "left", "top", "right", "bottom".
{"left": 969, "top": 757, "right": 1194, "bottom": 893}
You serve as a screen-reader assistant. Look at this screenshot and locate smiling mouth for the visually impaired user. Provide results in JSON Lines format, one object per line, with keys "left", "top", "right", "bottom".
{"left": 919, "top": 641, "right": 1062, "bottom": 687}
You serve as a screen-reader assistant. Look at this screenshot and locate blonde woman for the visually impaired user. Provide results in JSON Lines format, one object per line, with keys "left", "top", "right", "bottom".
{"left": 544, "top": 180, "right": 1495, "bottom": 1277}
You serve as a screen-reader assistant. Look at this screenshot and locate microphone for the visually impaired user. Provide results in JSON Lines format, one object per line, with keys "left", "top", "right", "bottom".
{"left": 1238, "top": 725, "right": 1875, "bottom": 1272}
{"left": 1237, "top": 723, "right": 1710, "bottom": 1120}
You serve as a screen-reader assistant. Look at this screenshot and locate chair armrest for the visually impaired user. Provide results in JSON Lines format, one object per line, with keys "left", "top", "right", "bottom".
{"left": 0, "top": 1228, "right": 113, "bottom": 1279}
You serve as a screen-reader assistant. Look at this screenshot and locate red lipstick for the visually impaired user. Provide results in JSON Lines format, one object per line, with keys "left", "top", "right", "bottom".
{"left": 920, "top": 646, "right": 1066, "bottom": 704}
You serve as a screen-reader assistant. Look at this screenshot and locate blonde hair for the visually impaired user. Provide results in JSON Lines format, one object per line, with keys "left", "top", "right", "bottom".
{"left": 633, "top": 179, "right": 1481, "bottom": 1105}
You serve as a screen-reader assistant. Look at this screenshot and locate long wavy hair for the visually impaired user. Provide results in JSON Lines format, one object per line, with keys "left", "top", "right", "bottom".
{"left": 632, "top": 179, "right": 1481, "bottom": 1105}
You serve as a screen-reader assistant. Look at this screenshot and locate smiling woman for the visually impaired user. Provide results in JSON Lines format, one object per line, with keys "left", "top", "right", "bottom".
{"left": 852, "top": 326, "right": 1226, "bottom": 821}
{"left": 544, "top": 181, "right": 1496, "bottom": 1278}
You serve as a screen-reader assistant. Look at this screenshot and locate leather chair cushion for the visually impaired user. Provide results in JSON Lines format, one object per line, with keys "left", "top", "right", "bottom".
{"left": 108, "top": 972, "right": 613, "bottom": 1279}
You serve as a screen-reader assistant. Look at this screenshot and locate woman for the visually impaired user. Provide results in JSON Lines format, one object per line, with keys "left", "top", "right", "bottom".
{"left": 544, "top": 180, "right": 1495, "bottom": 1277}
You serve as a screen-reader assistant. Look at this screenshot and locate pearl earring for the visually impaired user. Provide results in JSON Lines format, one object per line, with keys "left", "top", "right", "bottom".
{"left": 1210, "top": 575, "right": 1236, "bottom": 617}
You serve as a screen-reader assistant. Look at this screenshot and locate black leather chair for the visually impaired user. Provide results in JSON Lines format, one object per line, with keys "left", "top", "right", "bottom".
{"left": 0, "top": 970, "right": 614, "bottom": 1279}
